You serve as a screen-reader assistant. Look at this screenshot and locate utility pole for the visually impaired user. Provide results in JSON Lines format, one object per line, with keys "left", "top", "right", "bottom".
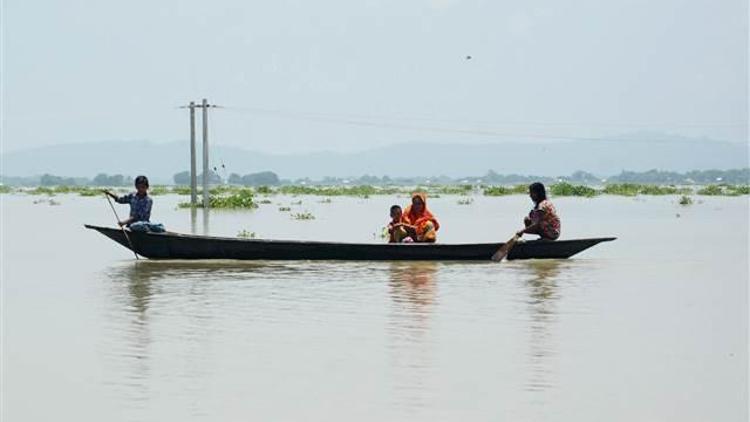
{"left": 189, "top": 102, "right": 197, "bottom": 206}
{"left": 181, "top": 99, "right": 220, "bottom": 209}
{"left": 201, "top": 98, "right": 210, "bottom": 209}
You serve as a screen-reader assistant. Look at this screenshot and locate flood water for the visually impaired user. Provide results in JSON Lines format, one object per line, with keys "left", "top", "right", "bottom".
{"left": 2, "top": 193, "right": 748, "bottom": 421}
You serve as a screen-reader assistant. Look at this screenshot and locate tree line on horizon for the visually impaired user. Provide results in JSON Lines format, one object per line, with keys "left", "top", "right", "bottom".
{"left": 1, "top": 168, "right": 748, "bottom": 187}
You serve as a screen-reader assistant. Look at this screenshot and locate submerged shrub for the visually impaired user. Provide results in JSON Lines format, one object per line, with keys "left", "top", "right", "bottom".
{"left": 678, "top": 195, "right": 693, "bottom": 205}
{"left": 149, "top": 186, "right": 169, "bottom": 196}
{"left": 29, "top": 187, "right": 56, "bottom": 195}
{"left": 603, "top": 183, "right": 690, "bottom": 196}
{"left": 727, "top": 185, "right": 750, "bottom": 195}
{"left": 697, "top": 185, "right": 724, "bottom": 196}
{"left": 437, "top": 185, "right": 473, "bottom": 195}
{"left": 291, "top": 212, "right": 315, "bottom": 220}
{"left": 237, "top": 229, "right": 257, "bottom": 238}
{"left": 550, "top": 182, "right": 598, "bottom": 197}
{"left": 172, "top": 186, "right": 192, "bottom": 195}
{"left": 178, "top": 189, "right": 258, "bottom": 209}
{"left": 483, "top": 186, "right": 512, "bottom": 196}
{"left": 78, "top": 188, "right": 101, "bottom": 197}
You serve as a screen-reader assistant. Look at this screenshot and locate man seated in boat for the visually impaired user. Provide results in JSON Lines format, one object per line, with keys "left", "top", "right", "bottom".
{"left": 102, "top": 175, "right": 165, "bottom": 233}
{"left": 390, "top": 192, "right": 440, "bottom": 243}
{"left": 516, "top": 182, "right": 560, "bottom": 240}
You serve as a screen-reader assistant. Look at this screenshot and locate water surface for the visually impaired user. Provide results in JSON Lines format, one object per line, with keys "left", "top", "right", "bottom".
{"left": 2, "top": 193, "right": 747, "bottom": 421}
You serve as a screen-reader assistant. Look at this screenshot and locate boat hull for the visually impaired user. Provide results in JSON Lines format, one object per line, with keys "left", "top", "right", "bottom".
{"left": 85, "top": 225, "right": 615, "bottom": 261}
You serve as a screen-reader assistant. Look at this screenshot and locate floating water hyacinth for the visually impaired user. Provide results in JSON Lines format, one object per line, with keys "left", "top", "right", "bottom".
{"left": 291, "top": 212, "right": 315, "bottom": 220}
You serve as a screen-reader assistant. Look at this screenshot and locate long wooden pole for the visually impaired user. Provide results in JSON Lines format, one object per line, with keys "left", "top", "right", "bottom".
{"left": 104, "top": 194, "right": 140, "bottom": 260}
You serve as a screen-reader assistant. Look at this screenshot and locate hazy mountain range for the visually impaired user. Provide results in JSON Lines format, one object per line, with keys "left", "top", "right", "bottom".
{"left": 2, "top": 133, "right": 747, "bottom": 183}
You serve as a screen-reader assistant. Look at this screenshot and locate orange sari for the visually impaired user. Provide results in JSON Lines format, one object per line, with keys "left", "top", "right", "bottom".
{"left": 403, "top": 192, "right": 440, "bottom": 242}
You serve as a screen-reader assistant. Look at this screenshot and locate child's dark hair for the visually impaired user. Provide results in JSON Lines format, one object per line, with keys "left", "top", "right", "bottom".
{"left": 134, "top": 175, "right": 149, "bottom": 187}
{"left": 529, "top": 182, "right": 547, "bottom": 201}
{"left": 390, "top": 205, "right": 402, "bottom": 212}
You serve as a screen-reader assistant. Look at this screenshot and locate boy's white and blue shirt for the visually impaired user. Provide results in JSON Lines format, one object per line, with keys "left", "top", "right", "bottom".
{"left": 116, "top": 193, "right": 152, "bottom": 222}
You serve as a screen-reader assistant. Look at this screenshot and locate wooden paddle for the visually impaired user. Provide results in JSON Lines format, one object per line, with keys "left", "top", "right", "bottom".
{"left": 491, "top": 233, "right": 520, "bottom": 262}
{"left": 104, "top": 192, "right": 140, "bottom": 260}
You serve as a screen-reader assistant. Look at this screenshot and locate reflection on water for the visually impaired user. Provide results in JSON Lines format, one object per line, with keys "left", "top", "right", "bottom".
{"left": 188, "top": 206, "right": 210, "bottom": 235}
{"left": 387, "top": 262, "right": 438, "bottom": 414}
{"left": 102, "top": 261, "right": 279, "bottom": 418}
{"left": 521, "top": 260, "right": 564, "bottom": 395}
{"left": 101, "top": 262, "right": 155, "bottom": 412}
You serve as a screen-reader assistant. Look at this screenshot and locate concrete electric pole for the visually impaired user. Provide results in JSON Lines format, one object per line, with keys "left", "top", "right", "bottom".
{"left": 180, "top": 99, "right": 221, "bottom": 208}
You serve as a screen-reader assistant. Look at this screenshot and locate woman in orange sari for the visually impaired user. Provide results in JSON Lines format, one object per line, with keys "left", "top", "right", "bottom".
{"left": 396, "top": 192, "right": 440, "bottom": 243}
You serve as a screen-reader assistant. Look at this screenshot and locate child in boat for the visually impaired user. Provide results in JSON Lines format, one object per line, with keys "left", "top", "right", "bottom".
{"left": 102, "top": 175, "right": 165, "bottom": 233}
{"left": 516, "top": 182, "right": 560, "bottom": 240}
{"left": 387, "top": 205, "right": 411, "bottom": 243}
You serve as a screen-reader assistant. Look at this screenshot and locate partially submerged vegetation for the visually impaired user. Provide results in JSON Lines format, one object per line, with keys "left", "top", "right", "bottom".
{"left": 549, "top": 182, "right": 598, "bottom": 197}
{"left": 236, "top": 229, "right": 257, "bottom": 238}
{"left": 483, "top": 182, "right": 745, "bottom": 197}
{"left": 178, "top": 189, "right": 258, "bottom": 209}
{"left": 291, "top": 212, "right": 315, "bottom": 220}
{"left": 4, "top": 181, "right": 749, "bottom": 200}
{"left": 483, "top": 185, "right": 528, "bottom": 196}
{"left": 696, "top": 184, "right": 750, "bottom": 196}
{"left": 601, "top": 184, "right": 691, "bottom": 196}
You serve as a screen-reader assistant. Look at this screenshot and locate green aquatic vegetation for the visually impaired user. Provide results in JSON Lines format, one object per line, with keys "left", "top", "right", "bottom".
{"left": 0, "top": 185, "right": 11, "bottom": 194}
{"left": 291, "top": 212, "right": 315, "bottom": 220}
{"left": 437, "top": 185, "right": 473, "bottom": 195}
{"left": 678, "top": 195, "right": 693, "bottom": 205}
{"left": 697, "top": 185, "right": 725, "bottom": 196}
{"left": 209, "top": 185, "right": 235, "bottom": 195}
{"left": 278, "top": 185, "right": 399, "bottom": 197}
{"left": 550, "top": 182, "right": 598, "bottom": 197}
{"left": 29, "top": 187, "right": 56, "bottom": 195}
{"left": 602, "top": 183, "right": 689, "bottom": 196}
{"left": 78, "top": 188, "right": 101, "bottom": 197}
{"left": 237, "top": 229, "right": 257, "bottom": 239}
{"left": 696, "top": 184, "right": 750, "bottom": 196}
{"left": 149, "top": 186, "right": 169, "bottom": 196}
{"left": 637, "top": 185, "right": 689, "bottom": 195}
{"left": 172, "top": 186, "right": 192, "bottom": 195}
{"left": 727, "top": 185, "right": 750, "bottom": 195}
{"left": 483, "top": 186, "right": 512, "bottom": 196}
{"left": 255, "top": 186, "right": 273, "bottom": 194}
{"left": 208, "top": 190, "right": 258, "bottom": 208}
{"left": 178, "top": 189, "right": 258, "bottom": 209}
{"left": 483, "top": 184, "right": 527, "bottom": 196}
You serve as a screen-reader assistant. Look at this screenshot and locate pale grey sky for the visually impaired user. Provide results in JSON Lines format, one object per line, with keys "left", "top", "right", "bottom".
{"left": 2, "top": 0, "right": 747, "bottom": 154}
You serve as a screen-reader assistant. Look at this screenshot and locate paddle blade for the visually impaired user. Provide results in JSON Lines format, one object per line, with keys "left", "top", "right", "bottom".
{"left": 491, "top": 234, "right": 520, "bottom": 262}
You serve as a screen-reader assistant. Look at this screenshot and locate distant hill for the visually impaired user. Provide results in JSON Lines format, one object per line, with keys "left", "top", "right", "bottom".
{"left": 1, "top": 134, "right": 747, "bottom": 182}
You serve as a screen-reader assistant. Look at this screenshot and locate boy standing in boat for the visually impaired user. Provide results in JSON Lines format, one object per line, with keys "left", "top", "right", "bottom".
{"left": 102, "top": 175, "right": 163, "bottom": 232}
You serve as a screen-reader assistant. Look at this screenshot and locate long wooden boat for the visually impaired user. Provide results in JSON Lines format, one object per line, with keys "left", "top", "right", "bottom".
{"left": 85, "top": 224, "right": 615, "bottom": 261}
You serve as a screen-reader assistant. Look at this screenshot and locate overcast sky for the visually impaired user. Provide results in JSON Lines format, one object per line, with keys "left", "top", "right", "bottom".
{"left": 2, "top": 0, "right": 747, "bottom": 154}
